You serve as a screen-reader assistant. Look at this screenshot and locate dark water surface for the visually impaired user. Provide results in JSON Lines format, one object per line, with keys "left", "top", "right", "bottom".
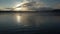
{"left": 0, "top": 12, "right": 60, "bottom": 34}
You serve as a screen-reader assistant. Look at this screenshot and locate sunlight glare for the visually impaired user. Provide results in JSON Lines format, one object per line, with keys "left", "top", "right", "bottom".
{"left": 16, "top": 15, "right": 21, "bottom": 23}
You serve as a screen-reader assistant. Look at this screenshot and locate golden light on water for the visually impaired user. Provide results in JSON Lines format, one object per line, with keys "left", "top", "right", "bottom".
{"left": 16, "top": 14, "right": 21, "bottom": 23}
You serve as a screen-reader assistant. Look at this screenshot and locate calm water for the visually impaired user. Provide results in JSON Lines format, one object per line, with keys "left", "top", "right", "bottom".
{"left": 0, "top": 12, "right": 60, "bottom": 34}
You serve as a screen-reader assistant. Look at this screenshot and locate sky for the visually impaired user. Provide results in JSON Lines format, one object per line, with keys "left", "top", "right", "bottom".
{"left": 0, "top": 0, "right": 60, "bottom": 9}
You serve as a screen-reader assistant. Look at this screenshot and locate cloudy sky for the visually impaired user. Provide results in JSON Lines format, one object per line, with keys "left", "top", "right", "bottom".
{"left": 0, "top": 0, "right": 60, "bottom": 9}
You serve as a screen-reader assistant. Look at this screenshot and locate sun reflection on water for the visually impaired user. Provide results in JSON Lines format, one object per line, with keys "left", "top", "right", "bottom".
{"left": 16, "top": 14, "right": 21, "bottom": 23}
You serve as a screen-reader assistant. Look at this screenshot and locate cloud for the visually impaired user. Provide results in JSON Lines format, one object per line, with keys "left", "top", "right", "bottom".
{"left": 52, "top": 3, "right": 60, "bottom": 9}
{"left": 13, "top": 0, "right": 50, "bottom": 11}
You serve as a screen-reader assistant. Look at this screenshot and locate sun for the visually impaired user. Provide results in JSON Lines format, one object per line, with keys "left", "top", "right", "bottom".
{"left": 14, "top": 8, "right": 21, "bottom": 11}
{"left": 13, "top": 1, "right": 30, "bottom": 11}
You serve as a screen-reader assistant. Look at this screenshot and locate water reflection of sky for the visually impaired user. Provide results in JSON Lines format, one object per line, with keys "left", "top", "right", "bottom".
{"left": 0, "top": 13, "right": 60, "bottom": 34}
{"left": 0, "top": 13, "right": 60, "bottom": 28}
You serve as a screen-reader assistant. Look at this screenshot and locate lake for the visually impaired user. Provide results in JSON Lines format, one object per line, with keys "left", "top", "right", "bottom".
{"left": 0, "top": 12, "right": 60, "bottom": 34}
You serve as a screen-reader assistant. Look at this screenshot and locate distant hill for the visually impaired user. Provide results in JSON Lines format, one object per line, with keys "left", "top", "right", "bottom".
{"left": 0, "top": 9, "right": 60, "bottom": 16}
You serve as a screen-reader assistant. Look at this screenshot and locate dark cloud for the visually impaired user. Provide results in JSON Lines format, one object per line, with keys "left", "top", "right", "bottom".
{"left": 53, "top": 3, "right": 60, "bottom": 9}
{"left": 2, "top": 0, "right": 60, "bottom": 11}
{"left": 13, "top": 0, "right": 50, "bottom": 11}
